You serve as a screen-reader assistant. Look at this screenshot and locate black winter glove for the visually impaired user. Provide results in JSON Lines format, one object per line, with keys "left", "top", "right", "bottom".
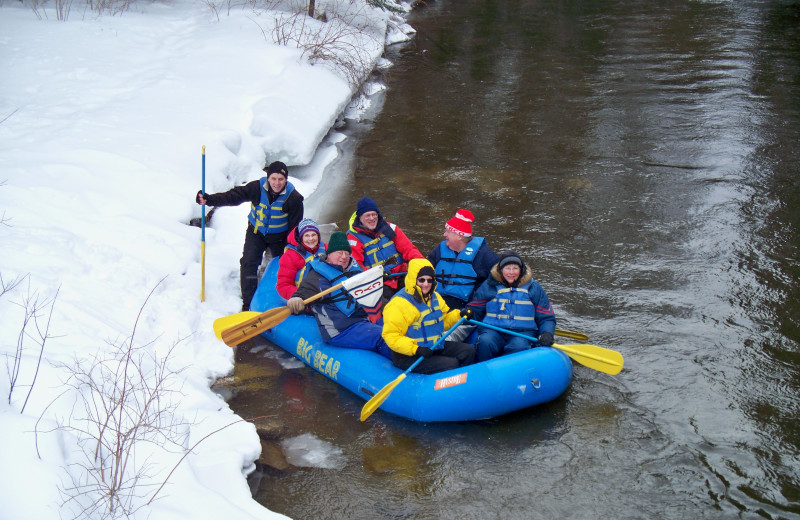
{"left": 537, "top": 332, "right": 554, "bottom": 347}
{"left": 460, "top": 308, "right": 473, "bottom": 319}
{"left": 196, "top": 190, "right": 206, "bottom": 205}
{"left": 416, "top": 347, "right": 434, "bottom": 358}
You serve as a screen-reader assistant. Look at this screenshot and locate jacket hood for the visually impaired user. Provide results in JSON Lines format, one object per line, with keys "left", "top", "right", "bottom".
{"left": 404, "top": 258, "right": 437, "bottom": 301}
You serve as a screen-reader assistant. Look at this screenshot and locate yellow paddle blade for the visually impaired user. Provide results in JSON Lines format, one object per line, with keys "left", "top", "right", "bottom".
{"left": 219, "top": 306, "right": 292, "bottom": 347}
{"left": 552, "top": 343, "right": 624, "bottom": 375}
{"left": 554, "top": 328, "right": 589, "bottom": 341}
{"left": 213, "top": 311, "right": 260, "bottom": 339}
{"left": 360, "top": 373, "right": 407, "bottom": 422}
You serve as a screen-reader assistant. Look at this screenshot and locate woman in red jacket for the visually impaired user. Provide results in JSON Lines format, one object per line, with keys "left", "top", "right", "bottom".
{"left": 276, "top": 218, "right": 326, "bottom": 300}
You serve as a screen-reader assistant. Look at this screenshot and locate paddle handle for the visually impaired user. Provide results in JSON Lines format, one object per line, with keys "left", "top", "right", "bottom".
{"left": 359, "top": 316, "right": 468, "bottom": 422}
{"left": 201, "top": 145, "right": 206, "bottom": 302}
{"left": 467, "top": 319, "right": 624, "bottom": 375}
{"left": 301, "top": 279, "right": 345, "bottom": 306}
{"left": 467, "top": 319, "right": 539, "bottom": 343}
{"left": 404, "top": 316, "right": 467, "bottom": 374}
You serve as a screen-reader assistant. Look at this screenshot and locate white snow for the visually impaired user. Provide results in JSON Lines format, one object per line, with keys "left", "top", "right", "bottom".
{"left": 0, "top": 1, "right": 412, "bottom": 518}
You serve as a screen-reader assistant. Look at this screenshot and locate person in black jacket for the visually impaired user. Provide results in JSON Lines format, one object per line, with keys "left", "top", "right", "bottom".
{"left": 196, "top": 161, "right": 304, "bottom": 310}
{"left": 286, "top": 232, "right": 391, "bottom": 359}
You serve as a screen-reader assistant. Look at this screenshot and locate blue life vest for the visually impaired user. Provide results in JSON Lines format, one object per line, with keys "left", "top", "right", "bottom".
{"left": 349, "top": 229, "right": 402, "bottom": 270}
{"left": 395, "top": 291, "right": 445, "bottom": 349}
{"left": 484, "top": 281, "right": 537, "bottom": 331}
{"left": 307, "top": 259, "right": 360, "bottom": 317}
{"left": 248, "top": 179, "right": 295, "bottom": 235}
{"left": 434, "top": 237, "right": 485, "bottom": 301}
{"left": 284, "top": 243, "right": 324, "bottom": 286}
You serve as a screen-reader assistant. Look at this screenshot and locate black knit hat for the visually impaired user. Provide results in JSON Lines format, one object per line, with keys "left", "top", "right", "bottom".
{"left": 326, "top": 231, "right": 351, "bottom": 255}
{"left": 264, "top": 161, "right": 288, "bottom": 177}
{"left": 414, "top": 264, "right": 437, "bottom": 298}
{"left": 497, "top": 250, "right": 523, "bottom": 270}
{"left": 417, "top": 265, "right": 436, "bottom": 280}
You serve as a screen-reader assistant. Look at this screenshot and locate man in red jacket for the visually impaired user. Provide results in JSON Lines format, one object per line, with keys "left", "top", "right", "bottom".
{"left": 346, "top": 197, "right": 423, "bottom": 298}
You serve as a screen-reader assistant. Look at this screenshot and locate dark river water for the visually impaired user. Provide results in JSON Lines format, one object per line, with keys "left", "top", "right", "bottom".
{"left": 227, "top": 1, "right": 800, "bottom": 518}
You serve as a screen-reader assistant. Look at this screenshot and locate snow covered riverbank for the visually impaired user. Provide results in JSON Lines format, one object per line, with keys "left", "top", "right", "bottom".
{"left": 0, "top": 1, "right": 414, "bottom": 518}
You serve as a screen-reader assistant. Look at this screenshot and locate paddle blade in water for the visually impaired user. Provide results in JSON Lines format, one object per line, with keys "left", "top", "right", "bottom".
{"left": 552, "top": 343, "right": 624, "bottom": 375}
{"left": 360, "top": 373, "right": 406, "bottom": 421}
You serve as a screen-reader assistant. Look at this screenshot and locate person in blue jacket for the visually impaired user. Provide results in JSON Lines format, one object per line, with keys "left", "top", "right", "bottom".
{"left": 466, "top": 250, "right": 556, "bottom": 362}
{"left": 196, "top": 161, "right": 304, "bottom": 311}
{"left": 427, "top": 208, "right": 499, "bottom": 341}
{"left": 286, "top": 232, "right": 391, "bottom": 359}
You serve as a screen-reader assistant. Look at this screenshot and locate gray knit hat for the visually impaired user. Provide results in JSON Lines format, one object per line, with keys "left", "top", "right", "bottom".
{"left": 497, "top": 250, "right": 523, "bottom": 270}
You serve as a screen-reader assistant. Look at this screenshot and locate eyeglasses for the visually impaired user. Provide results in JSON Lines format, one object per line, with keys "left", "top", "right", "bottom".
{"left": 417, "top": 277, "right": 434, "bottom": 284}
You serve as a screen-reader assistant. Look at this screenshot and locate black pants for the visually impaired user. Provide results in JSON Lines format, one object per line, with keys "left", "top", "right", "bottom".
{"left": 391, "top": 341, "right": 475, "bottom": 375}
{"left": 240, "top": 224, "right": 287, "bottom": 310}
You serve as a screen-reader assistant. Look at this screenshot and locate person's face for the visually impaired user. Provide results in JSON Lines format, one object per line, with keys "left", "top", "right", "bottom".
{"left": 416, "top": 275, "right": 434, "bottom": 296}
{"left": 326, "top": 250, "right": 351, "bottom": 267}
{"left": 359, "top": 211, "right": 379, "bottom": 231}
{"left": 443, "top": 228, "right": 467, "bottom": 252}
{"left": 301, "top": 231, "right": 319, "bottom": 250}
{"left": 501, "top": 264, "right": 521, "bottom": 284}
{"left": 267, "top": 173, "right": 287, "bottom": 193}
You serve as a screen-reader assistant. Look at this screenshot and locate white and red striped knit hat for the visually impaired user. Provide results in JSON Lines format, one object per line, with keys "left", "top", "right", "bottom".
{"left": 445, "top": 209, "right": 474, "bottom": 237}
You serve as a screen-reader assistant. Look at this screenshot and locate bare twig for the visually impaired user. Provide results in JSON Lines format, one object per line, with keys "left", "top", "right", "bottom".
{"left": 0, "top": 272, "right": 27, "bottom": 299}
{"left": 147, "top": 414, "right": 276, "bottom": 505}
{"left": 262, "top": 1, "right": 382, "bottom": 89}
{"left": 6, "top": 276, "right": 58, "bottom": 409}
{"left": 0, "top": 108, "right": 19, "bottom": 125}
{"left": 21, "top": 285, "right": 60, "bottom": 414}
{"left": 38, "top": 277, "right": 194, "bottom": 519}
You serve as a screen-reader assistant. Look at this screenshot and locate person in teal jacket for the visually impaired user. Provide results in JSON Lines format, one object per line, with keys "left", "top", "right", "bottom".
{"left": 466, "top": 250, "right": 556, "bottom": 362}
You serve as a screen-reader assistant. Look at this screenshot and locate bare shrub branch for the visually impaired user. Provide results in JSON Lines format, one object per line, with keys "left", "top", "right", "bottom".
{"left": 0, "top": 272, "right": 27, "bottom": 299}
{"left": 0, "top": 180, "right": 10, "bottom": 227}
{"left": 0, "top": 109, "right": 19, "bottom": 126}
{"left": 266, "top": 2, "right": 382, "bottom": 89}
{"left": 21, "top": 285, "right": 60, "bottom": 414}
{"left": 146, "top": 414, "right": 276, "bottom": 506}
{"left": 36, "top": 278, "right": 192, "bottom": 519}
{"left": 4, "top": 275, "right": 58, "bottom": 416}
{"left": 24, "top": 0, "right": 139, "bottom": 20}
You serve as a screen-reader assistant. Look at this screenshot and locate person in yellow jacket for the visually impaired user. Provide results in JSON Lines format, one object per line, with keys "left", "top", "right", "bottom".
{"left": 382, "top": 258, "right": 475, "bottom": 374}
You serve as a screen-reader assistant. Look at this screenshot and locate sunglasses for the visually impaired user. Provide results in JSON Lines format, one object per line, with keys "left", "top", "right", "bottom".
{"left": 417, "top": 277, "right": 434, "bottom": 284}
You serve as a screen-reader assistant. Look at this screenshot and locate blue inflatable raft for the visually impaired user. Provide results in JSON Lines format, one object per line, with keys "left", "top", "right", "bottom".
{"left": 250, "top": 259, "right": 573, "bottom": 422}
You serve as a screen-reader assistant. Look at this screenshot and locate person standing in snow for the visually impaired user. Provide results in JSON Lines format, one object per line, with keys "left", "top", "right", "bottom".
{"left": 196, "top": 161, "right": 304, "bottom": 311}
{"left": 347, "top": 196, "right": 424, "bottom": 299}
